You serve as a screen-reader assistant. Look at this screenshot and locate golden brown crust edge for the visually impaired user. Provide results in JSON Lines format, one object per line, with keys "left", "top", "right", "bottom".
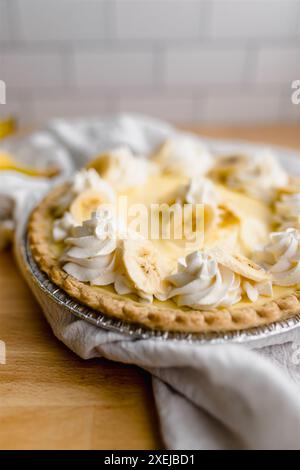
{"left": 27, "top": 184, "right": 300, "bottom": 334}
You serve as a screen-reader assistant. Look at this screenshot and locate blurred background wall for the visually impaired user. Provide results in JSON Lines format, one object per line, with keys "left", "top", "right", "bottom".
{"left": 0, "top": 0, "right": 299, "bottom": 126}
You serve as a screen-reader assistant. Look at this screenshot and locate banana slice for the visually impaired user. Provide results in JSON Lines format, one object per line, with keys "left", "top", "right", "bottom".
{"left": 217, "top": 184, "right": 271, "bottom": 221}
{"left": 87, "top": 152, "right": 117, "bottom": 177}
{"left": 275, "top": 177, "right": 300, "bottom": 197}
{"left": 217, "top": 184, "right": 271, "bottom": 255}
{"left": 70, "top": 188, "right": 113, "bottom": 224}
{"left": 207, "top": 246, "right": 270, "bottom": 282}
{"left": 121, "top": 238, "right": 164, "bottom": 297}
{"left": 209, "top": 154, "right": 248, "bottom": 182}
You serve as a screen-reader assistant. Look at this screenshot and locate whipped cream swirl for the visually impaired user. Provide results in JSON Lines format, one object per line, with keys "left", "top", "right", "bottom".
{"left": 94, "top": 147, "right": 156, "bottom": 190}
{"left": 254, "top": 228, "right": 300, "bottom": 286}
{"left": 62, "top": 209, "right": 118, "bottom": 286}
{"left": 275, "top": 193, "right": 300, "bottom": 230}
{"left": 156, "top": 137, "right": 213, "bottom": 178}
{"left": 165, "top": 251, "right": 242, "bottom": 309}
{"left": 214, "top": 150, "right": 288, "bottom": 202}
{"left": 165, "top": 250, "right": 272, "bottom": 309}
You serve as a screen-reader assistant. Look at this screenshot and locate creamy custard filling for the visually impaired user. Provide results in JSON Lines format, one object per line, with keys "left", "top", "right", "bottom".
{"left": 50, "top": 142, "right": 298, "bottom": 310}
{"left": 254, "top": 228, "right": 300, "bottom": 286}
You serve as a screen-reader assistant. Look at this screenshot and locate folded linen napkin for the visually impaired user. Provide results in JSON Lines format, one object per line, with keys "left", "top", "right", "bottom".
{"left": 3, "top": 114, "right": 300, "bottom": 450}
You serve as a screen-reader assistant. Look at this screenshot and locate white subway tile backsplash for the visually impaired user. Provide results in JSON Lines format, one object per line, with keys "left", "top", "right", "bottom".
{"left": 199, "top": 90, "right": 281, "bottom": 124}
{"left": 0, "top": 98, "right": 34, "bottom": 126}
{"left": 0, "top": 0, "right": 10, "bottom": 41}
{"left": 165, "top": 47, "right": 247, "bottom": 86}
{"left": 209, "top": 0, "right": 299, "bottom": 39}
{"left": 1, "top": 0, "right": 299, "bottom": 124}
{"left": 115, "top": 0, "right": 203, "bottom": 39}
{"left": 73, "top": 50, "right": 155, "bottom": 88}
{"left": 117, "top": 94, "right": 196, "bottom": 123}
{"left": 256, "top": 47, "right": 300, "bottom": 84}
{"left": 32, "top": 94, "right": 109, "bottom": 125}
{"left": 15, "top": 0, "right": 107, "bottom": 41}
{"left": 297, "top": 7, "right": 300, "bottom": 36}
{"left": 0, "top": 52, "right": 66, "bottom": 88}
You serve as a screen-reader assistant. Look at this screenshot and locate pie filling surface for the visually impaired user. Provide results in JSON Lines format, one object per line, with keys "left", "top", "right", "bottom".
{"left": 28, "top": 138, "right": 300, "bottom": 333}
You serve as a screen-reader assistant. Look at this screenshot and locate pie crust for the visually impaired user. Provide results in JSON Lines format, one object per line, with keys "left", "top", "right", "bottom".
{"left": 28, "top": 183, "right": 300, "bottom": 333}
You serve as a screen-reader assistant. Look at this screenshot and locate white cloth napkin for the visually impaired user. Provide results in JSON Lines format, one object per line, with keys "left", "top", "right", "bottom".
{"left": 2, "top": 114, "right": 300, "bottom": 450}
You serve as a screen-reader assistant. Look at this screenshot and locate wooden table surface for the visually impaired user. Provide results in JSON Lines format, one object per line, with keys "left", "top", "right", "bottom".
{"left": 0, "top": 124, "right": 299, "bottom": 450}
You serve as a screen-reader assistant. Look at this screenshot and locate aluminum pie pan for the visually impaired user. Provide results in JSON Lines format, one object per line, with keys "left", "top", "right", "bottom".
{"left": 21, "top": 228, "right": 300, "bottom": 346}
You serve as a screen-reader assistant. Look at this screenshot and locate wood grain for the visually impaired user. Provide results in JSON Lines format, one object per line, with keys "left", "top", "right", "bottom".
{"left": 0, "top": 124, "right": 299, "bottom": 450}
{"left": 0, "top": 251, "right": 162, "bottom": 450}
{"left": 183, "top": 124, "right": 300, "bottom": 150}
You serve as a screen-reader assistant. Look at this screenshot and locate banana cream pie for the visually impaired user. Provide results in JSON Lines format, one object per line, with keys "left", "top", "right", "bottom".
{"left": 28, "top": 138, "right": 300, "bottom": 333}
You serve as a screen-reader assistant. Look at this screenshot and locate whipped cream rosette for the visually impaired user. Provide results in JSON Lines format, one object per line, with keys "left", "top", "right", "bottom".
{"left": 61, "top": 208, "right": 119, "bottom": 286}
{"left": 254, "top": 228, "right": 300, "bottom": 286}
{"left": 162, "top": 248, "right": 272, "bottom": 310}
{"left": 274, "top": 193, "right": 300, "bottom": 230}
{"left": 87, "top": 146, "right": 158, "bottom": 190}
{"left": 210, "top": 150, "right": 288, "bottom": 202}
{"left": 163, "top": 251, "right": 241, "bottom": 309}
{"left": 152, "top": 136, "right": 213, "bottom": 179}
